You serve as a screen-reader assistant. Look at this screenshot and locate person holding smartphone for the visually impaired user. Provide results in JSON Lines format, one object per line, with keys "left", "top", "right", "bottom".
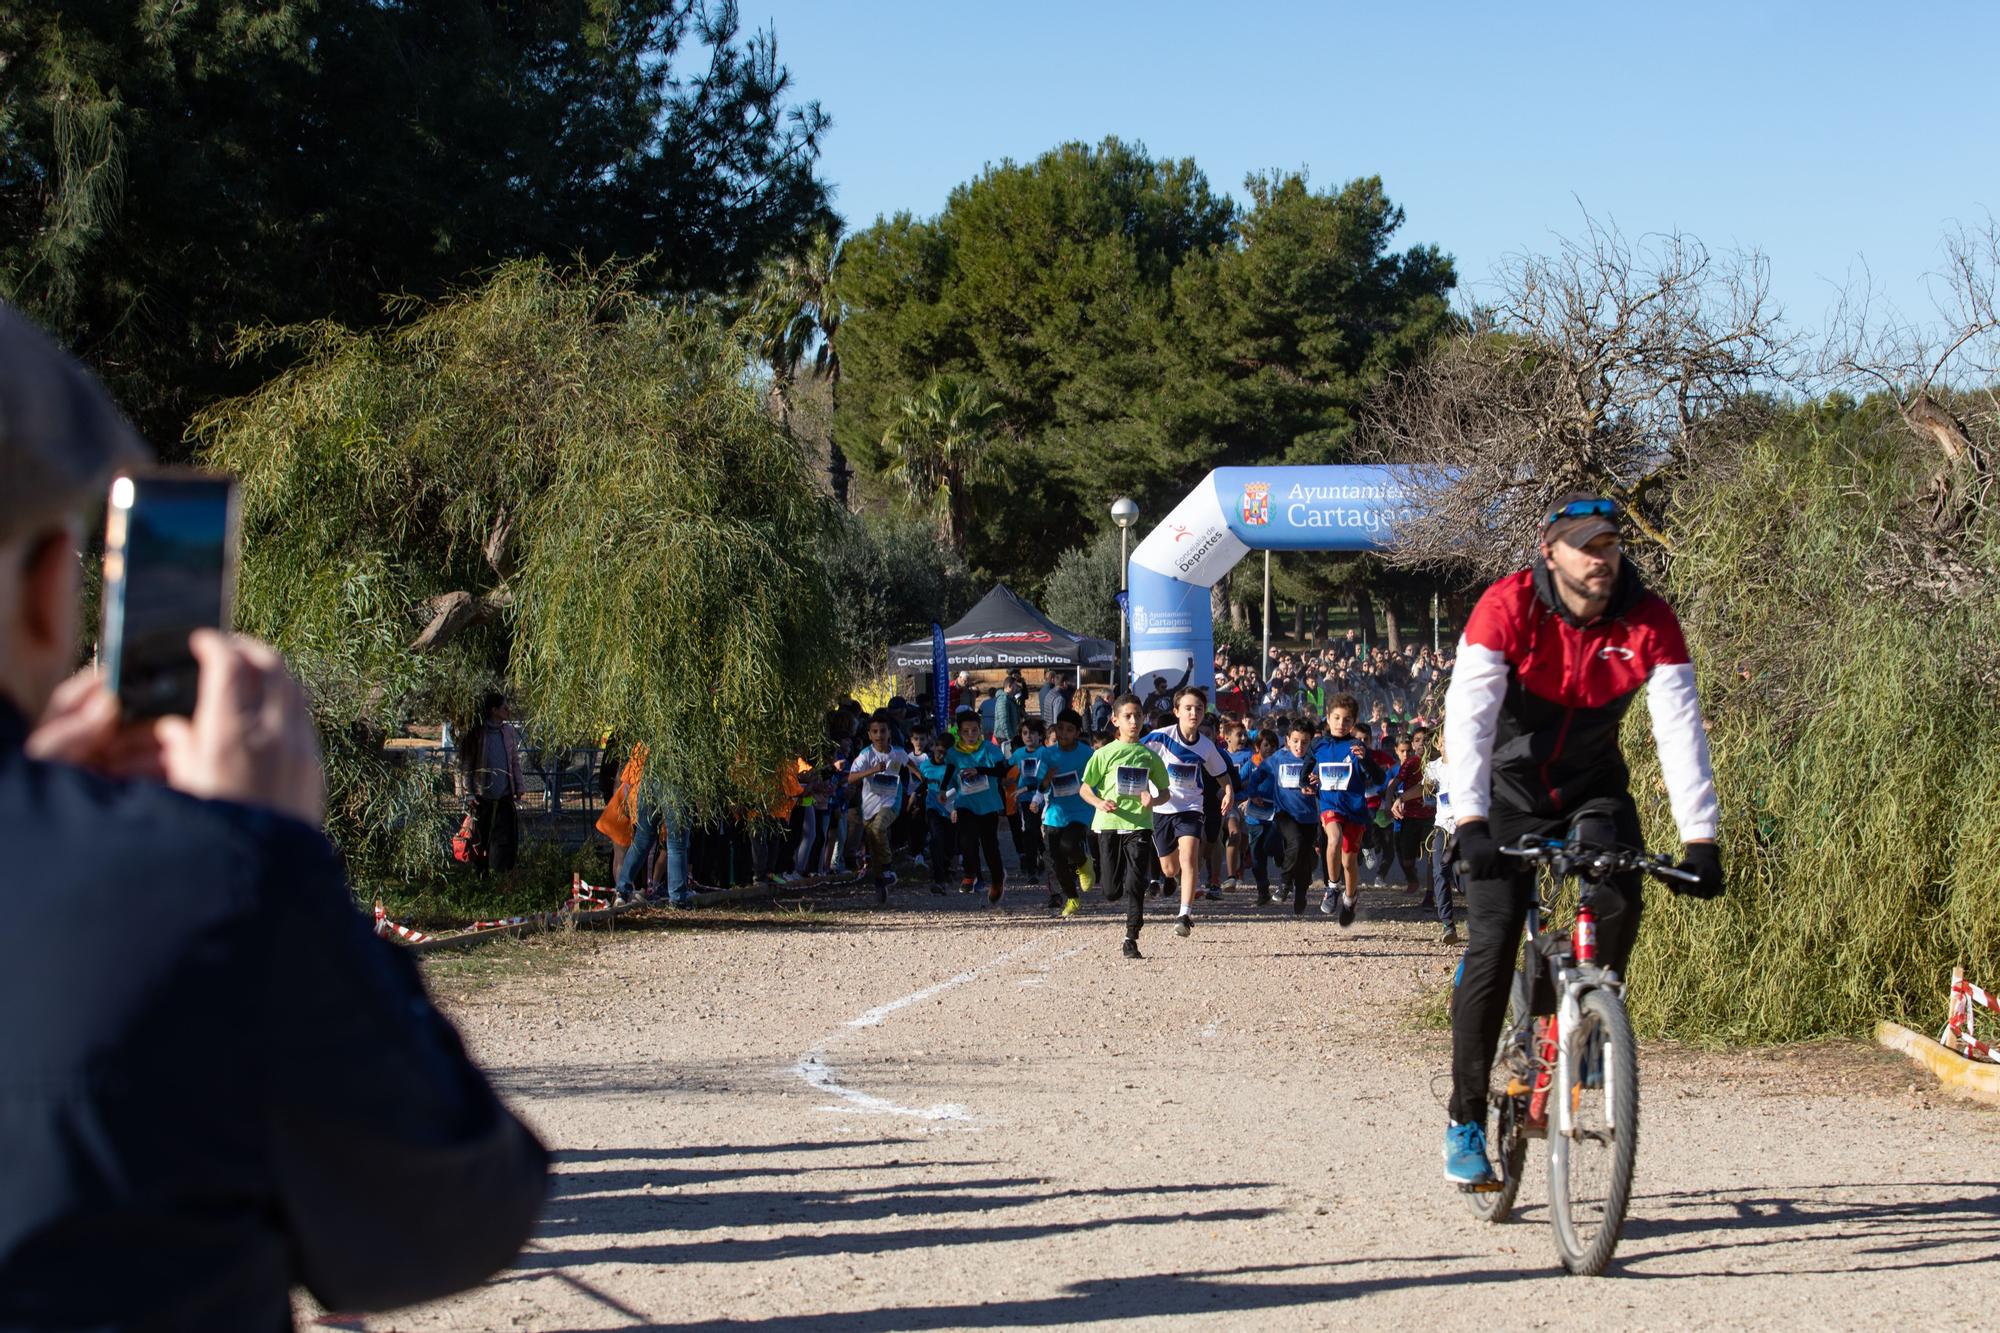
{"left": 0, "top": 301, "right": 547, "bottom": 1327}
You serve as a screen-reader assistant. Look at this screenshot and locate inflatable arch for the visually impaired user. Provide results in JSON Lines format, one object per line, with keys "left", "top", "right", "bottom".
{"left": 1126, "top": 465, "right": 1416, "bottom": 692}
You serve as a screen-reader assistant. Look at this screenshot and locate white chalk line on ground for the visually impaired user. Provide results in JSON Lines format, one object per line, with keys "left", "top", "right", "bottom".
{"left": 794, "top": 935, "right": 1086, "bottom": 1122}
{"left": 1019, "top": 942, "right": 1091, "bottom": 986}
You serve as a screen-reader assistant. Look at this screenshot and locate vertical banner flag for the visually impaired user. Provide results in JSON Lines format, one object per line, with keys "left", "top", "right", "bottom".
{"left": 931, "top": 622, "right": 949, "bottom": 730}
{"left": 1113, "top": 591, "right": 1130, "bottom": 690}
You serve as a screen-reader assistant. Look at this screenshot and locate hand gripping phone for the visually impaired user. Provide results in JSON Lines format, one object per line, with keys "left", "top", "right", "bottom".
{"left": 99, "top": 471, "right": 240, "bottom": 719}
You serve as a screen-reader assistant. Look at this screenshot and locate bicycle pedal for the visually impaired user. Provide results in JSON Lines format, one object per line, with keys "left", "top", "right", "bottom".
{"left": 1458, "top": 1179, "right": 1504, "bottom": 1194}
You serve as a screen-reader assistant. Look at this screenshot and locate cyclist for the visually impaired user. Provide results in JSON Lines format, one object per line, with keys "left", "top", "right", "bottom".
{"left": 1440, "top": 493, "right": 1725, "bottom": 1187}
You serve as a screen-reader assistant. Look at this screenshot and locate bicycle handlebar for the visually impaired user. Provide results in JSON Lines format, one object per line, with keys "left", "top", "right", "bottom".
{"left": 1500, "top": 835, "right": 1699, "bottom": 883}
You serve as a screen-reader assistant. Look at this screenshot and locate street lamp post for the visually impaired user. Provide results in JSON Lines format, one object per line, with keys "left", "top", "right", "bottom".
{"left": 1110, "top": 496, "right": 1140, "bottom": 691}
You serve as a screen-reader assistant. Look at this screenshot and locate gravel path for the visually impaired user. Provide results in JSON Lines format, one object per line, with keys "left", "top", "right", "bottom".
{"left": 311, "top": 880, "right": 2000, "bottom": 1330}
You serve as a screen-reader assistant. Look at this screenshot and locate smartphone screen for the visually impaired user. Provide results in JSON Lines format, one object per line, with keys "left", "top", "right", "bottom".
{"left": 100, "top": 473, "right": 240, "bottom": 719}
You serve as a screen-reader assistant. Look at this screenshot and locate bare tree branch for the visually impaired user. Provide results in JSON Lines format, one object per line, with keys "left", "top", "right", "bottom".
{"left": 1368, "top": 213, "right": 1796, "bottom": 576}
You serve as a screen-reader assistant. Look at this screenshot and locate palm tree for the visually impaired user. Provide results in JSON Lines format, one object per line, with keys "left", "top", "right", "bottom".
{"left": 881, "top": 374, "right": 1004, "bottom": 549}
{"left": 749, "top": 223, "right": 850, "bottom": 505}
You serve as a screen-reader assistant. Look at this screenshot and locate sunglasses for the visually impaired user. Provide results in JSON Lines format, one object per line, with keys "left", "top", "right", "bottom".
{"left": 1545, "top": 497, "right": 1619, "bottom": 525}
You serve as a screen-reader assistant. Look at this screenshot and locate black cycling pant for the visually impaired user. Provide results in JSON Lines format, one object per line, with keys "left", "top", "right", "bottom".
{"left": 1244, "top": 822, "right": 1275, "bottom": 896}
{"left": 1047, "top": 823, "right": 1089, "bottom": 898}
{"left": 1011, "top": 811, "right": 1045, "bottom": 874}
{"left": 1275, "top": 813, "right": 1318, "bottom": 915}
{"left": 957, "top": 809, "right": 1005, "bottom": 888}
{"left": 925, "top": 811, "right": 956, "bottom": 884}
{"left": 1448, "top": 795, "right": 1644, "bottom": 1126}
{"left": 1099, "top": 828, "right": 1152, "bottom": 940}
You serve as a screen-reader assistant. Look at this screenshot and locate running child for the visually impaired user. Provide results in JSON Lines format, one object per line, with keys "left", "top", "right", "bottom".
{"left": 1315, "top": 693, "right": 1380, "bottom": 927}
{"left": 1012, "top": 716, "right": 1050, "bottom": 891}
{"left": 947, "top": 707, "right": 1011, "bottom": 902}
{"left": 914, "top": 733, "right": 958, "bottom": 895}
{"left": 1272, "top": 718, "right": 1323, "bottom": 914}
{"left": 846, "top": 710, "right": 928, "bottom": 904}
{"left": 1237, "top": 729, "right": 1280, "bottom": 905}
{"left": 1039, "top": 708, "right": 1095, "bottom": 916}
{"left": 1143, "top": 687, "right": 1234, "bottom": 938}
{"left": 1082, "top": 694, "right": 1171, "bottom": 958}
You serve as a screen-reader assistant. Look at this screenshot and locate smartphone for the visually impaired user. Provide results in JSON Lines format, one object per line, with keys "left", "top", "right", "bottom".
{"left": 99, "top": 471, "right": 240, "bottom": 719}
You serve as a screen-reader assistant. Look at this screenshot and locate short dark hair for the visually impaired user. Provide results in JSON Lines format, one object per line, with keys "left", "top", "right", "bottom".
{"left": 1326, "top": 692, "right": 1360, "bottom": 717}
{"left": 1055, "top": 708, "right": 1083, "bottom": 729}
{"left": 1111, "top": 692, "right": 1144, "bottom": 716}
{"left": 1286, "top": 718, "right": 1314, "bottom": 738}
{"left": 1021, "top": 717, "right": 1046, "bottom": 737}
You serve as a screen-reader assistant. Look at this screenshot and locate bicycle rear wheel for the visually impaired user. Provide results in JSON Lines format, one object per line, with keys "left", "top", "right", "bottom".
{"left": 1547, "top": 987, "right": 1638, "bottom": 1275}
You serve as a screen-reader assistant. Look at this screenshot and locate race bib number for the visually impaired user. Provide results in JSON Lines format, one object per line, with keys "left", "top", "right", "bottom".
{"left": 1049, "top": 772, "right": 1081, "bottom": 799}
{"left": 1318, "top": 760, "right": 1351, "bottom": 789}
{"left": 1277, "top": 762, "right": 1304, "bottom": 790}
{"left": 1167, "top": 761, "right": 1199, "bottom": 792}
{"left": 958, "top": 771, "right": 990, "bottom": 796}
{"left": 867, "top": 773, "right": 901, "bottom": 791}
{"left": 1019, "top": 757, "right": 1042, "bottom": 782}
{"left": 1115, "top": 765, "right": 1150, "bottom": 798}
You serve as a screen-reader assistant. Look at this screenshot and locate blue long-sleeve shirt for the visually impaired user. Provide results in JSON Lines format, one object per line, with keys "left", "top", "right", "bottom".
{"left": 0, "top": 699, "right": 547, "bottom": 1329}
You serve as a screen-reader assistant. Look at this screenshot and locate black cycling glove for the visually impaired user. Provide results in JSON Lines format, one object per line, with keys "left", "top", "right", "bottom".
{"left": 1455, "top": 821, "right": 1503, "bottom": 880}
{"left": 1672, "top": 842, "right": 1725, "bottom": 899}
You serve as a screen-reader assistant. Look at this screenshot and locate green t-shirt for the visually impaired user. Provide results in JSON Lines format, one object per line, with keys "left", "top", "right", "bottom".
{"left": 1082, "top": 739, "right": 1170, "bottom": 832}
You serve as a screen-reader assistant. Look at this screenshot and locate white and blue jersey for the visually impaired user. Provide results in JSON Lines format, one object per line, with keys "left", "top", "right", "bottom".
{"left": 1141, "top": 726, "right": 1230, "bottom": 816}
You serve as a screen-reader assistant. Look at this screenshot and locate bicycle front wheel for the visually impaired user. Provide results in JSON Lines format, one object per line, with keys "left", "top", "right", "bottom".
{"left": 1547, "top": 987, "right": 1638, "bottom": 1275}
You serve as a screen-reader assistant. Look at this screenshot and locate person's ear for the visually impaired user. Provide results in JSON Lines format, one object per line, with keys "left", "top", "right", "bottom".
{"left": 19, "top": 528, "right": 78, "bottom": 650}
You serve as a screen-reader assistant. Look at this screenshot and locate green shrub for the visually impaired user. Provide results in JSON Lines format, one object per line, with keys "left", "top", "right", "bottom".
{"left": 1624, "top": 399, "right": 2000, "bottom": 1041}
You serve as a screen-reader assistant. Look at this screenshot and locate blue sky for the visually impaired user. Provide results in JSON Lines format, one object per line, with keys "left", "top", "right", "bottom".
{"left": 750, "top": 1, "right": 1996, "bottom": 334}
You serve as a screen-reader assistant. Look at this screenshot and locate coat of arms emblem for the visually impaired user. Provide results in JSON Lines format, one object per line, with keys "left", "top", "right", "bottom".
{"left": 1241, "top": 482, "right": 1270, "bottom": 525}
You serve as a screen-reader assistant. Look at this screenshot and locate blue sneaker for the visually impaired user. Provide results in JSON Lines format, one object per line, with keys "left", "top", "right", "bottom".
{"left": 1443, "top": 1121, "right": 1496, "bottom": 1186}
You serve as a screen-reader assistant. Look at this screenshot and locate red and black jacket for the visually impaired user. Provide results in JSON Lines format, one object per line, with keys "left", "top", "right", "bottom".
{"left": 1442, "top": 560, "right": 1718, "bottom": 842}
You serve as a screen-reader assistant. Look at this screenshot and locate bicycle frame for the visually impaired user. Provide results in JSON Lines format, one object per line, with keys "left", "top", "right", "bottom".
{"left": 1512, "top": 876, "right": 1622, "bottom": 1140}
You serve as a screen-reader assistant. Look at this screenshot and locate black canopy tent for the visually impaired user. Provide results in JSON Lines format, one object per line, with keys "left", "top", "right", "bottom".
{"left": 890, "top": 585, "right": 1114, "bottom": 672}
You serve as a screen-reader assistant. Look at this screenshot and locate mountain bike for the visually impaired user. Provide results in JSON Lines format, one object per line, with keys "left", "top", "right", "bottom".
{"left": 1463, "top": 834, "right": 1698, "bottom": 1275}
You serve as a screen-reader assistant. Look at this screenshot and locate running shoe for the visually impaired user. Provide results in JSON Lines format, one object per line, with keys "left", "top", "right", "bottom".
{"left": 1255, "top": 888, "right": 1272, "bottom": 906}
{"left": 961, "top": 878, "right": 977, "bottom": 894}
{"left": 1319, "top": 889, "right": 1335, "bottom": 915}
{"left": 881, "top": 870, "right": 898, "bottom": 888}
{"left": 986, "top": 882, "right": 1002, "bottom": 905}
{"left": 930, "top": 883, "right": 946, "bottom": 896}
{"left": 1077, "top": 860, "right": 1095, "bottom": 892}
{"left": 1441, "top": 923, "right": 1459, "bottom": 944}
{"left": 1061, "top": 897, "right": 1080, "bottom": 918}
{"left": 1338, "top": 892, "right": 1357, "bottom": 928}
{"left": 1203, "top": 884, "right": 1223, "bottom": 901}
{"left": 1122, "top": 938, "right": 1143, "bottom": 960}
{"left": 1222, "top": 876, "right": 1240, "bottom": 893}
{"left": 1175, "top": 914, "right": 1193, "bottom": 937}
{"left": 1443, "top": 1121, "right": 1496, "bottom": 1186}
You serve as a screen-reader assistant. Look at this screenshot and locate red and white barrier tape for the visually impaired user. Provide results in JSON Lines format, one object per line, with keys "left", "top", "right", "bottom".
{"left": 372, "top": 902, "right": 434, "bottom": 945}
{"left": 566, "top": 872, "right": 617, "bottom": 913}
{"left": 1942, "top": 967, "right": 2000, "bottom": 1063}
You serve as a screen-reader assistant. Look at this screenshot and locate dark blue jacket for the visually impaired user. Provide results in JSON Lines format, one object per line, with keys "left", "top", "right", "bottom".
{"left": 0, "top": 700, "right": 547, "bottom": 1330}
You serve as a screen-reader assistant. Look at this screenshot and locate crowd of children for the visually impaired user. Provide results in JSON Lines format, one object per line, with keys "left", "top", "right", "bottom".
{"left": 600, "top": 673, "right": 1461, "bottom": 960}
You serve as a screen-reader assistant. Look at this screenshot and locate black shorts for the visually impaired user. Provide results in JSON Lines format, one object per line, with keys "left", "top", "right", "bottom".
{"left": 1151, "top": 810, "right": 1205, "bottom": 859}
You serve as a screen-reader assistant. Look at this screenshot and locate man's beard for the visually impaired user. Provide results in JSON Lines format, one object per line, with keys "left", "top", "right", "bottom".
{"left": 1555, "top": 565, "right": 1614, "bottom": 604}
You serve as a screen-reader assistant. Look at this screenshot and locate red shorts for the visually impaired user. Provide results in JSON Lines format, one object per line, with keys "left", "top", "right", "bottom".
{"left": 1318, "top": 810, "right": 1365, "bottom": 854}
